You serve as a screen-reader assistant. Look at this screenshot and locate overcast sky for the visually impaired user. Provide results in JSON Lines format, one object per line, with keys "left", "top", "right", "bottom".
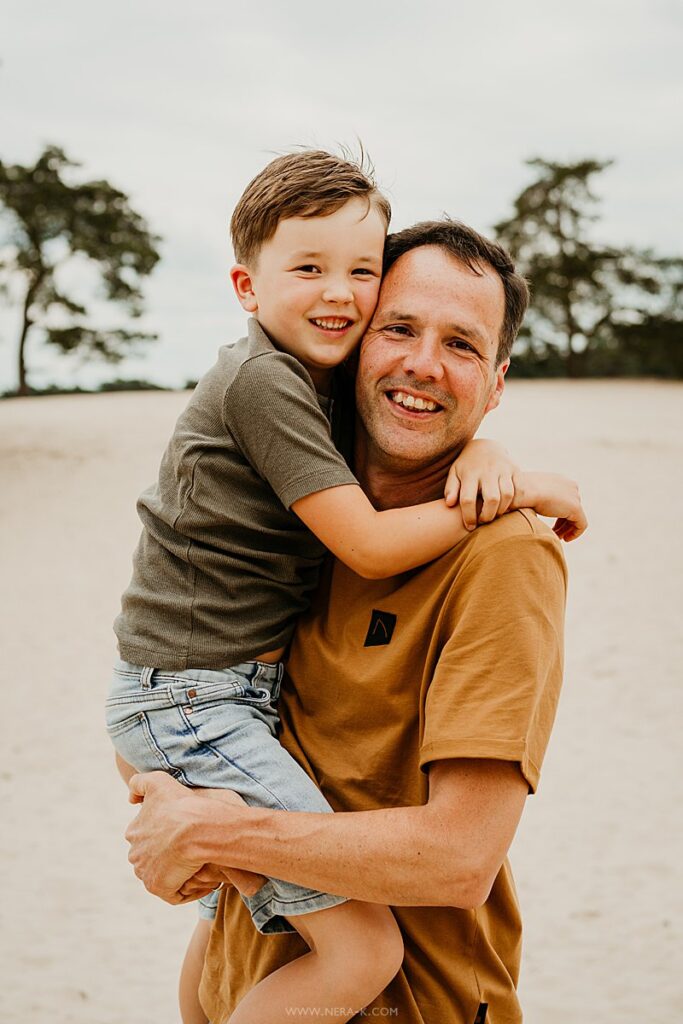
{"left": 2, "top": 0, "right": 682, "bottom": 391}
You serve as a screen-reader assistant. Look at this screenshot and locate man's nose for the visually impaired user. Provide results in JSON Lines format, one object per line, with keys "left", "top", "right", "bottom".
{"left": 321, "top": 277, "right": 354, "bottom": 304}
{"left": 401, "top": 336, "right": 445, "bottom": 381}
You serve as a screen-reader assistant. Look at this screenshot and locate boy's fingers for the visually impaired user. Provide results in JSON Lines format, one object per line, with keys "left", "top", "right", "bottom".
{"left": 478, "top": 474, "right": 502, "bottom": 523}
{"left": 574, "top": 506, "right": 588, "bottom": 536}
{"left": 553, "top": 518, "right": 581, "bottom": 542}
{"left": 498, "top": 474, "right": 515, "bottom": 514}
{"left": 565, "top": 505, "right": 588, "bottom": 539}
{"left": 444, "top": 468, "right": 461, "bottom": 507}
{"left": 458, "top": 481, "right": 479, "bottom": 530}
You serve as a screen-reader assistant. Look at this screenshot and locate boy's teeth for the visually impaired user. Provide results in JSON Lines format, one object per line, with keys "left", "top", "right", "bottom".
{"left": 389, "top": 390, "right": 438, "bottom": 412}
{"left": 312, "top": 317, "right": 351, "bottom": 330}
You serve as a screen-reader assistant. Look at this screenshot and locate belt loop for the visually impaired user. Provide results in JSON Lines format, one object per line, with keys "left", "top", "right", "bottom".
{"left": 273, "top": 662, "right": 284, "bottom": 700}
{"left": 140, "top": 667, "right": 154, "bottom": 690}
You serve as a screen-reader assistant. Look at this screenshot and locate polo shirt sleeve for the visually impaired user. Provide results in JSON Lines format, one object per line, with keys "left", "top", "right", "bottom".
{"left": 419, "top": 524, "right": 568, "bottom": 792}
{"left": 222, "top": 352, "right": 358, "bottom": 509}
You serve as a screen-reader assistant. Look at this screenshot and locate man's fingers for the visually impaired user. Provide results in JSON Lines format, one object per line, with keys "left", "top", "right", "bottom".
{"left": 128, "top": 770, "right": 157, "bottom": 803}
{"left": 223, "top": 867, "right": 266, "bottom": 897}
{"left": 179, "top": 881, "right": 216, "bottom": 899}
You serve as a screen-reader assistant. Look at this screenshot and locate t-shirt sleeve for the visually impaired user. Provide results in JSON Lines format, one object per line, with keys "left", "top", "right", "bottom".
{"left": 222, "top": 352, "right": 358, "bottom": 509}
{"left": 419, "top": 525, "right": 567, "bottom": 792}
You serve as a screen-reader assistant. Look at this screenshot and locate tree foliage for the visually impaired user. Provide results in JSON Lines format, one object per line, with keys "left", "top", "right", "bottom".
{"left": 495, "top": 159, "right": 683, "bottom": 378}
{"left": 0, "top": 145, "right": 161, "bottom": 394}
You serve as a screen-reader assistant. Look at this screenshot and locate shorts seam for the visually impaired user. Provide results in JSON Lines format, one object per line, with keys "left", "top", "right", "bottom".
{"left": 175, "top": 706, "right": 290, "bottom": 810}
{"left": 139, "top": 713, "right": 191, "bottom": 783}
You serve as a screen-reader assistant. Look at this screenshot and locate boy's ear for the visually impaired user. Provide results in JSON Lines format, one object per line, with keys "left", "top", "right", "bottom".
{"left": 230, "top": 264, "right": 258, "bottom": 313}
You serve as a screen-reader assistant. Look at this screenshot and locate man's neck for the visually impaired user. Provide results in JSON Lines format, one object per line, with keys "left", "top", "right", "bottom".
{"left": 354, "top": 438, "right": 461, "bottom": 510}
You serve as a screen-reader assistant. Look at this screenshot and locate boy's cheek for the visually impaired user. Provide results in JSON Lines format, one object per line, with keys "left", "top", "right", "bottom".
{"left": 360, "top": 283, "right": 382, "bottom": 325}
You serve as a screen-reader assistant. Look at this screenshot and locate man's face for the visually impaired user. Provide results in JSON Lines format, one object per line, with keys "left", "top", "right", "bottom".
{"left": 355, "top": 245, "right": 509, "bottom": 467}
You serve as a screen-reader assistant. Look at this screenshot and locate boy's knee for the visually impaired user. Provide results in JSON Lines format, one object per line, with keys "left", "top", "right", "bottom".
{"left": 343, "top": 905, "right": 404, "bottom": 989}
{"left": 371, "top": 913, "right": 404, "bottom": 983}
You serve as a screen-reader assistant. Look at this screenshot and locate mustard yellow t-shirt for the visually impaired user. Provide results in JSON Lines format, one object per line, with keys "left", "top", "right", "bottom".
{"left": 201, "top": 510, "right": 567, "bottom": 1024}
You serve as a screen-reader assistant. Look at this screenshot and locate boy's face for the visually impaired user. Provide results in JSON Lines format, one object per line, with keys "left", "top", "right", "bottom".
{"left": 231, "top": 197, "right": 386, "bottom": 389}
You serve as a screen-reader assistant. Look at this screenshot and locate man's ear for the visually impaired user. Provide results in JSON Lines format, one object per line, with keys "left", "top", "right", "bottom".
{"left": 484, "top": 359, "right": 509, "bottom": 415}
{"left": 230, "top": 264, "right": 258, "bottom": 313}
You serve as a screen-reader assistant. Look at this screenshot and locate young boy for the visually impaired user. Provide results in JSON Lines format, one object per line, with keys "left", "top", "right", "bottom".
{"left": 108, "top": 150, "right": 585, "bottom": 1024}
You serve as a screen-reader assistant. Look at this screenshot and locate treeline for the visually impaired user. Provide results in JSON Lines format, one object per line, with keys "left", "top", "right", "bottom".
{"left": 497, "top": 159, "right": 682, "bottom": 379}
{"left": 1, "top": 148, "right": 681, "bottom": 394}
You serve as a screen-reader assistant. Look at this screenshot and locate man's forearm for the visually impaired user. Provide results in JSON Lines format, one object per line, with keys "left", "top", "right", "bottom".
{"left": 183, "top": 800, "right": 484, "bottom": 908}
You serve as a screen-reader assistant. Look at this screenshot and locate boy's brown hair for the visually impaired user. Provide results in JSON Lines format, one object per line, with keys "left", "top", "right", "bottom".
{"left": 231, "top": 149, "right": 391, "bottom": 266}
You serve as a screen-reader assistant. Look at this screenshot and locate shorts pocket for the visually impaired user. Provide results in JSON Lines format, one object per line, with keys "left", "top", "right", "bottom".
{"left": 106, "top": 710, "right": 186, "bottom": 780}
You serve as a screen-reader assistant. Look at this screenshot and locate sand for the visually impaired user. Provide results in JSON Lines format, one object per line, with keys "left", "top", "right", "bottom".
{"left": 1, "top": 381, "right": 681, "bottom": 1023}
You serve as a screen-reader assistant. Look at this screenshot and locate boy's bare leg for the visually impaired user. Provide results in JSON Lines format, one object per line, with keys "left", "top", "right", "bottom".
{"left": 115, "top": 752, "right": 137, "bottom": 785}
{"left": 227, "top": 901, "right": 403, "bottom": 1024}
{"left": 180, "top": 919, "right": 212, "bottom": 1024}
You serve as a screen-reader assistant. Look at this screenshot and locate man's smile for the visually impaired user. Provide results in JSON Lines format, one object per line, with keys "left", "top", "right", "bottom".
{"left": 386, "top": 389, "right": 442, "bottom": 413}
{"left": 381, "top": 384, "right": 447, "bottom": 420}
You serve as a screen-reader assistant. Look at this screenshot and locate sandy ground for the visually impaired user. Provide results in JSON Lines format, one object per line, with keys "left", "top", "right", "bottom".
{"left": 1, "top": 380, "right": 681, "bottom": 1024}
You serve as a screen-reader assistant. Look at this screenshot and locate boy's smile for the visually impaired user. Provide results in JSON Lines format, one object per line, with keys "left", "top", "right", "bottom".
{"left": 230, "top": 197, "right": 386, "bottom": 391}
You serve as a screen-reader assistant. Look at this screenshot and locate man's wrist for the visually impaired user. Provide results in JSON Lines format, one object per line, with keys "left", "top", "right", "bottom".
{"left": 181, "top": 796, "right": 269, "bottom": 870}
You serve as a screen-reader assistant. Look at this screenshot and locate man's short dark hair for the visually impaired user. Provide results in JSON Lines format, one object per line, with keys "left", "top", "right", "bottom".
{"left": 383, "top": 220, "right": 529, "bottom": 365}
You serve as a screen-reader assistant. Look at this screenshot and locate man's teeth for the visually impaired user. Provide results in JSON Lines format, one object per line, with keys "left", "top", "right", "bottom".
{"left": 389, "top": 390, "right": 439, "bottom": 412}
{"left": 312, "top": 318, "right": 351, "bottom": 330}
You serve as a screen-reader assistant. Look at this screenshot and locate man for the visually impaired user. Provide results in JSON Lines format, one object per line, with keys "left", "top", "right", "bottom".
{"left": 126, "top": 220, "right": 577, "bottom": 1023}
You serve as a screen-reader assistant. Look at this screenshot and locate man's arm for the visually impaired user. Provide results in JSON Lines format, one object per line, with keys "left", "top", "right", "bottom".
{"left": 125, "top": 756, "right": 527, "bottom": 909}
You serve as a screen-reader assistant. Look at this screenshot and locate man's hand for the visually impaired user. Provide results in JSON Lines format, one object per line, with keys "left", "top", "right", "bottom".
{"left": 125, "top": 772, "right": 212, "bottom": 904}
{"left": 179, "top": 788, "right": 267, "bottom": 898}
{"left": 444, "top": 439, "right": 518, "bottom": 529}
{"left": 512, "top": 470, "right": 588, "bottom": 541}
{"left": 125, "top": 772, "right": 266, "bottom": 903}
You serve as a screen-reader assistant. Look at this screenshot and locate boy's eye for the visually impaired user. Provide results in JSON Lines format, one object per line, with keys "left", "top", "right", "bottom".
{"left": 352, "top": 267, "right": 378, "bottom": 277}
{"left": 295, "top": 265, "right": 320, "bottom": 273}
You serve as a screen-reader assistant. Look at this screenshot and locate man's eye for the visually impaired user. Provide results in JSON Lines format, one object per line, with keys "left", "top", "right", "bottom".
{"left": 449, "top": 339, "right": 475, "bottom": 352}
{"left": 384, "top": 325, "right": 411, "bottom": 336}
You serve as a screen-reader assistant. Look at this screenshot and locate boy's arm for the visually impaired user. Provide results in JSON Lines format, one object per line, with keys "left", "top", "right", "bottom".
{"left": 125, "top": 758, "right": 527, "bottom": 909}
{"left": 292, "top": 468, "right": 586, "bottom": 579}
{"left": 292, "top": 485, "right": 470, "bottom": 579}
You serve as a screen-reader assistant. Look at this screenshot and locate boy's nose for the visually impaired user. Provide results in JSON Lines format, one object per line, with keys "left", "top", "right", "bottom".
{"left": 321, "top": 279, "right": 354, "bottom": 304}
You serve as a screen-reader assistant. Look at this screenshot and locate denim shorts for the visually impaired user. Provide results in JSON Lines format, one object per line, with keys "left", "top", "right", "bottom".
{"left": 106, "top": 659, "right": 346, "bottom": 933}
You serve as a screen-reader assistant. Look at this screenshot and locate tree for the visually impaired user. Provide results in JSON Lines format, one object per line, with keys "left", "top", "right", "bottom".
{"left": 495, "top": 158, "right": 683, "bottom": 377}
{"left": 0, "top": 145, "right": 161, "bottom": 394}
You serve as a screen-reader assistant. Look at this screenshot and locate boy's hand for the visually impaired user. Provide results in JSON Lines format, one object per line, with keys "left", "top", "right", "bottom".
{"left": 511, "top": 470, "right": 588, "bottom": 541}
{"left": 445, "top": 439, "right": 519, "bottom": 530}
